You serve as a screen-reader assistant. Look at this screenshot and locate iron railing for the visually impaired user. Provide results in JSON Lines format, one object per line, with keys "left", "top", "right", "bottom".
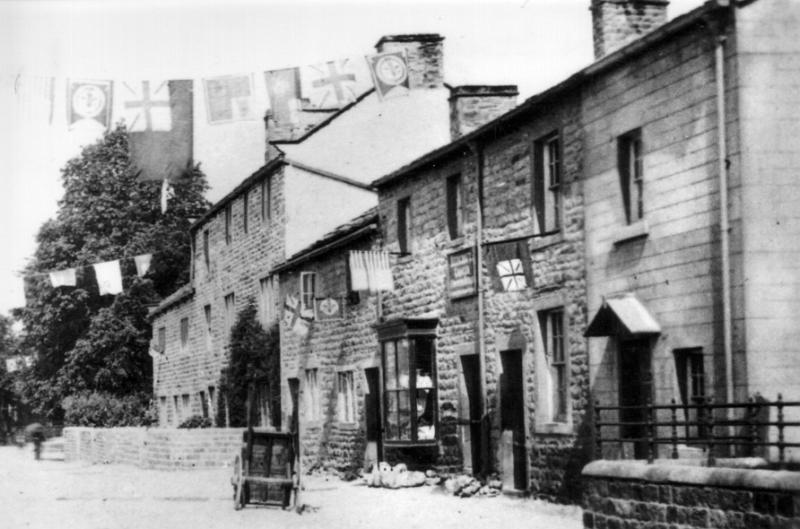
{"left": 594, "top": 394, "right": 800, "bottom": 468}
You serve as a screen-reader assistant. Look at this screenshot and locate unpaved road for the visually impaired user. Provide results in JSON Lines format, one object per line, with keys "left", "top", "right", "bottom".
{"left": 0, "top": 446, "right": 582, "bottom": 529}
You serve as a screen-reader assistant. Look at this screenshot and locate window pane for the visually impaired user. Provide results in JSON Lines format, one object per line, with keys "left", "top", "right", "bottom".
{"left": 397, "top": 390, "right": 411, "bottom": 440}
{"left": 416, "top": 388, "right": 436, "bottom": 440}
{"left": 384, "top": 341, "right": 397, "bottom": 390}
{"left": 385, "top": 391, "right": 398, "bottom": 440}
{"left": 397, "top": 338, "right": 410, "bottom": 388}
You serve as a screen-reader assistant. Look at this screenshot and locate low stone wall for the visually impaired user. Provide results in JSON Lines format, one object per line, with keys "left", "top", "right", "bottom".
{"left": 582, "top": 460, "right": 800, "bottom": 529}
{"left": 63, "top": 427, "right": 244, "bottom": 470}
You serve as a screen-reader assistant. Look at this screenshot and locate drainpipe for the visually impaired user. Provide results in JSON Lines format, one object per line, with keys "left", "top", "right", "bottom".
{"left": 470, "top": 141, "right": 489, "bottom": 474}
{"left": 711, "top": 11, "right": 734, "bottom": 411}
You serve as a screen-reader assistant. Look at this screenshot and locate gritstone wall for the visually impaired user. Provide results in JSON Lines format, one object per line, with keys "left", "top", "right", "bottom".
{"left": 63, "top": 427, "right": 244, "bottom": 470}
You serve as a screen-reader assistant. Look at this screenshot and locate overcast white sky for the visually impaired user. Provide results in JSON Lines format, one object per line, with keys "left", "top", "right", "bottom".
{"left": 0, "top": 0, "right": 703, "bottom": 318}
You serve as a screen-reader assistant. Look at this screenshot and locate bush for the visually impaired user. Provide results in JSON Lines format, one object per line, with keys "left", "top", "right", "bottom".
{"left": 63, "top": 391, "right": 156, "bottom": 427}
{"left": 178, "top": 415, "right": 212, "bottom": 429}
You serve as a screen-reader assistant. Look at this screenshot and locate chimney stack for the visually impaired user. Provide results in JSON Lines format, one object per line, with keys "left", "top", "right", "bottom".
{"left": 375, "top": 34, "right": 445, "bottom": 89}
{"left": 449, "top": 85, "right": 518, "bottom": 141}
{"left": 591, "top": 0, "right": 669, "bottom": 59}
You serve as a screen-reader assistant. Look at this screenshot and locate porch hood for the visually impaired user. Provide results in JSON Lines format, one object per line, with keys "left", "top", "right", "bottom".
{"left": 584, "top": 294, "right": 661, "bottom": 337}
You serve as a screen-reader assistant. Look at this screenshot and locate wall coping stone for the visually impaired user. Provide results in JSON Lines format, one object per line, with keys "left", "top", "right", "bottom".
{"left": 582, "top": 459, "right": 800, "bottom": 492}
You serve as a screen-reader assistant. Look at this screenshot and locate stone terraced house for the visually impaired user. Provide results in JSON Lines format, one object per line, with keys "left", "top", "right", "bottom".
{"left": 267, "top": 0, "right": 800, "bottom": 503}
{"left": 149, "top": 0, "right": 800, "bottom": 505}
{"left": 148, "top": 33, "right": 506, "bottom": 428}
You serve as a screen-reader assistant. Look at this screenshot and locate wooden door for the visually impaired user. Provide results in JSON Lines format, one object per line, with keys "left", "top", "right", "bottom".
{"left": 364, "top": 368, "right": 383, "bottom": 469}
{"left": 458, "top": 354, "right": 482, "bottom": 475}
{"left": 500, "top": 350, "right": 527, "bottom": 491}
{"left": 619, "top": 339, "right": 652, "bottom": 459}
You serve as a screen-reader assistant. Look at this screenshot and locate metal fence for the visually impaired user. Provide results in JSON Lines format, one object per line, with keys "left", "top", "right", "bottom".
{"left": 594, "top": 394, "right": 800, "bottom": 468}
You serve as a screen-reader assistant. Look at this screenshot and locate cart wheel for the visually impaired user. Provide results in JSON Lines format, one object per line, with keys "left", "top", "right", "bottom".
{"left": 232, "top": 455, "right": 244, "bottom": 510}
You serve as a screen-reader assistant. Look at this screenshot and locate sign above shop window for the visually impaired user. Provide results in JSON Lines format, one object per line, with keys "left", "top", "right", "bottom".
{"left": 447, "top": 247, "right": 477, "bottom": 299}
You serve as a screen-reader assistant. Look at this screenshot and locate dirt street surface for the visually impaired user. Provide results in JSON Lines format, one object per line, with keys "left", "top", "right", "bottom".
{"left": 0, "top": 446, "right": 582, "bottom": 529}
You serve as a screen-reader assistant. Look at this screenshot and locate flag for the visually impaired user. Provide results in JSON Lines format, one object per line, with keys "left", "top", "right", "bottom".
{"left": 125, "top": 80, "right": 193, "bottom": 182}
{"left": 13, "top": 74, "right": 55, "bottom": 125}
{"left": 301, "top": 57, "right": 369, "bottom": 109}
{"left": 134, "top": 254, "right": 152, "bottom": 277}
{"left": 49, "top": 268, "right": 76, "bottom": 288}
{"left": 265, "top": 67, "right": 301, "bottom": 124}
{"left": 349, "top": 251, "right": 369, "bottom": 291}
{"left": 67, "top": 79, "right": 113, "bottom": 129}
{"left": 366, "top": 51, "right": 410, "bottom": 100}
{"left": 484, "top": 239, "right": 533, "bottom": 292}
{"left": 315, "top": 296, "right": 345, "bottom": 321}
{"left": 203, "top": 75, "right": 255, "bottom": 123}
{"left": 93, "top": 260, "right": 123, "bottom": 295}
{"left": 283, "top": 294, "right": 311, "bottom": 337}
{"left": 348, "top": 251, "right": 393, "bottom": 293}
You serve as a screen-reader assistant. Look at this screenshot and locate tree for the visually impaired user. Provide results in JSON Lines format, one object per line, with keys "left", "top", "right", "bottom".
{"left": 14, "top": 125, "right": 209, "bottom": 422}
{"left": 218, "top": 302, "right": 280, "bottom": 428}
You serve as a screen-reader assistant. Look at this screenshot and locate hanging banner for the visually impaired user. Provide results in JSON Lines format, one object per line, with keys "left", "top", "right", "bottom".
{"left": 315, "top": 296, "right": 345, "bottom": 321}
{"left": 301, "top": 57, "right": 370, "bottom": 109}
{"left": 365, "top": 51, "right": 410, "bottom": 100}
{"left": 126, "top": 79, "right": 194, "bottom": 182}
{"left": 348, "top": 251, "right": 393, "bottom": 293}
{"left": 49, "top": 268, "right": 77, "bottom": 288}
{"left": 484, "top": 239, "right": 533, "bottom": 292}
{"left": 203, "top": 74, "right": 255, "bottom": 123}
{"left": 265, "top": 67, "right": 301, "bottom": 125}
{"left": 93, "top": 260, "right": 123, "bottom": 295}
{"left": 282, "top": 294, "right": 311, "bottom": 337}
{"left": 67, "top": 79, "right": 113, "bottom": 130}
{"left": 134, "top": 254, "right": 153, "bottom": 277}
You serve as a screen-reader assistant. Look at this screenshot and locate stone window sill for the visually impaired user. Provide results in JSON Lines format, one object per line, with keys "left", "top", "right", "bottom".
{"left": 535, "top": 422, "right": 573, "bottom": 435}
{"left": 613, "top": 220, "right": 649, "bottom": 245}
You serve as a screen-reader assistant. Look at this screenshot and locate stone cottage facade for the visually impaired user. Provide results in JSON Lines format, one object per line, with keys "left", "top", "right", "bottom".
{"left": 149, "top": 33, "right": 494, "bottom": 427}
{"left": 277, "top": 0, "right": 800, "bottom": 499}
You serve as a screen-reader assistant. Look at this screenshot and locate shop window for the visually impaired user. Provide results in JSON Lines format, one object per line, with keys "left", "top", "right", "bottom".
{"left": 378, "top": 319, "right": 438, "bottom": 444}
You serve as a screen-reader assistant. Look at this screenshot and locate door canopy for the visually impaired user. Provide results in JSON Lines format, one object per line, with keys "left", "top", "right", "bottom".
{"left": 584, "top": 293, "right": 661, "bottom": 337}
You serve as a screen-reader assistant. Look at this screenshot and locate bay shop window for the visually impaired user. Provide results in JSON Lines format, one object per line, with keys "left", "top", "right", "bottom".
{"left": 377, "top": 319, "right": 438, "bottom": 445}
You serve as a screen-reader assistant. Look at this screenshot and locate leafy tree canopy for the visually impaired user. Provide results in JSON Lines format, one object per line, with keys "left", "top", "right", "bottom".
{"left": 14, "top": 124, "right": 209, "bottom": 422}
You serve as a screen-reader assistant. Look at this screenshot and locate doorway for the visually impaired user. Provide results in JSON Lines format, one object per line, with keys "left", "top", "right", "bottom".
{"left": 364, "top": 368, "right": 383, "bottom": 469}
{"left": 458, "top": 354, "right": 482, "bottom": 475}
{"left": 618, "top": 338, "right": 652, "bottom": 459}
{"left": 499, "top": 349, "right": 527, "bottom": 491}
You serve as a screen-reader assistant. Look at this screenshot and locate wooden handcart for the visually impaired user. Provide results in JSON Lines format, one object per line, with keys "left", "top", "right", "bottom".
{"left": 231, "top": 428, "right": 299, "bottom": 510}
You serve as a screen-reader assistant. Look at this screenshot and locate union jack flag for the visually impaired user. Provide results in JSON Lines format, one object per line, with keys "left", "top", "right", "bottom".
{"left": 496, "top": 258, "right": 527, "bottom": 292}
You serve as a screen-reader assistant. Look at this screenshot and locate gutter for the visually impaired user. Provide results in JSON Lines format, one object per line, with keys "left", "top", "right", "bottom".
{"left": 709, "top": 5, "right": 735, "bottom": 410}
